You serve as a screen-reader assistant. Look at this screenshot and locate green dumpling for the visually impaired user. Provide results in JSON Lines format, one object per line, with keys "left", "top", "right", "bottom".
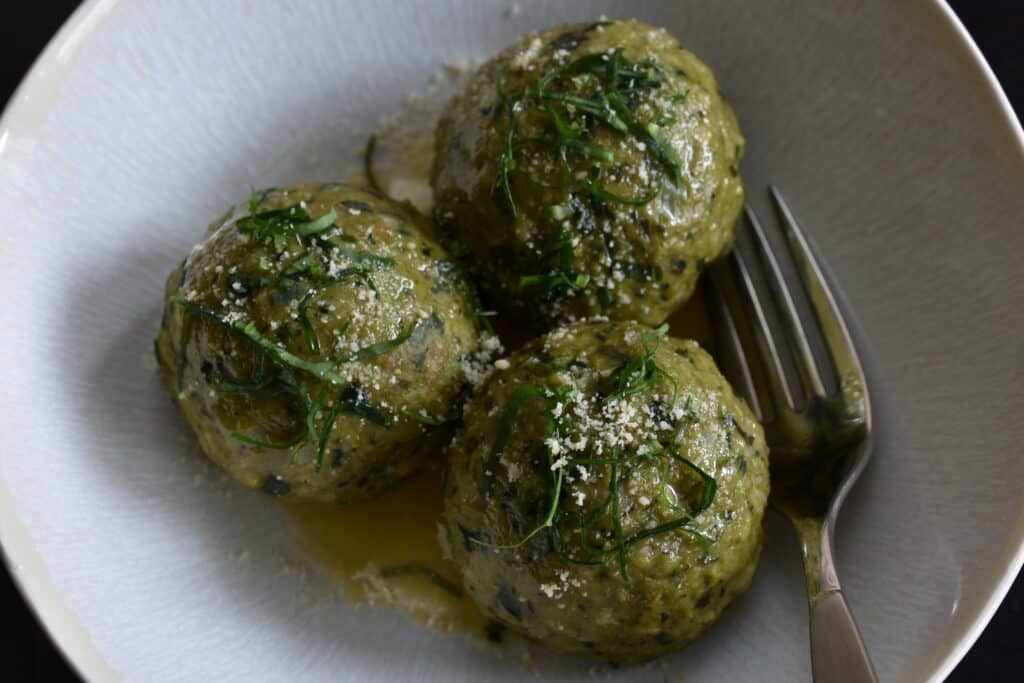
{"left": 432, "top": 19, "right": 745, "bottom": 328}
{"left": 156, "top": 183, "right": 487, "bottom": 502}
{"left": 442, "top": 319, "right": 768, "bottom": 662}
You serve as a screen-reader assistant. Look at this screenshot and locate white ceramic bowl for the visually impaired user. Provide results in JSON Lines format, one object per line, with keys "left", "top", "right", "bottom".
{"left": 1, "top": 1, "right": 1021, "bottom": 681}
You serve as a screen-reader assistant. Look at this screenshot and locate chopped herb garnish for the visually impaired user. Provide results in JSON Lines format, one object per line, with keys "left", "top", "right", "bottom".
{"left": 487, "top": 46, "right": 688, "bottom": 305}
{"left": 608, "top": 447, "right": 629, "bottom": 577}
{"left": 604, "top": 323, "right": 673, "bottom": 399}
{"left": 336, "top": 320, "right": 418, "bottom": 364}
{"left": 171, "top": 297, "right": 351, "bottom": 385}
{"left": 491, "top": 47, "right": 676, "bottom": 217}
{"left": 236, "top": 192, "right": 337, "bottom": 250}
{"left": 296, "top": 272, "right": 367, "bottom": 354}
{"left": 478, "top": 328, "right": 718, "bottom": 580}
{"left": 519, "top": 271, "right": 590, "bottom": 293}
{"left": 314, "top": 395, "right": 346, "bottom": 471}
{"left": 295, "top": 209, "right": 338, "bottom": 237}
{"left": 330, "top": 244, "right": 395, "bottom": 270}
{"left": 492, "top": 75, "right": 519, "bottom": 215}
{"left": 473, "top": 384, "right": 569, "bottom": 551}
{"left": 518, "top": 230, "right": 591, "bottom": 299}
{"left": 671, "top": 447, "right": 718, "bottom": 514}
{"left": 169, "top": 294, "right": 404, "bottom": 465}
{"left": 281, "top": 253, "right": 319, "bottom": 278}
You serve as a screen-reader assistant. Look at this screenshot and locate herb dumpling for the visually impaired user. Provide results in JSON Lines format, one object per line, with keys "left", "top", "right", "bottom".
{"left": 442, "top": 320, "right": 768, "bottom": 662}
{"left": 156, "top": 183, "right": 486, "bottom": 502}
{"left": 432, "top": 19, "right": 744, "bottom": 328}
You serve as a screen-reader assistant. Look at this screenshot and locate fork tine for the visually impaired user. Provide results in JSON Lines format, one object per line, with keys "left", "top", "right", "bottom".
{"left": 728, "top": 248, "right": 796, "bottom": 412}
{"left": 707, "top": 264, "right": 763, "bottom": 422}
{"left": 769, "top": 186, "right": 868, "bottom": 395}
{"left": 745, "top": 205, "right": 827, "bottom": 400}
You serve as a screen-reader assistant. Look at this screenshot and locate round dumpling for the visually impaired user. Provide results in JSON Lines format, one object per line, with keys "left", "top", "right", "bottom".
{"left": 156, "top": 183, "right": 486, "bottom": 502}
{"left": 432, "top": 19, "right": 745, "bottom": 328}
{"left": 442, "top": 320, "right": 768, "bottom": 662}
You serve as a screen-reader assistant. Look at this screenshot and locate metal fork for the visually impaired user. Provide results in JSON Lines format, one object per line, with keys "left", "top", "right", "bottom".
{"left": 707, "top": 187, "right": 878, "bottom": 683}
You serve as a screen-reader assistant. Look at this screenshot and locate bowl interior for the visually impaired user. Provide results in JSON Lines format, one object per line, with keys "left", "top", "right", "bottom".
{"left": 0, "top": 0, "right": 1022, "bottom": 681}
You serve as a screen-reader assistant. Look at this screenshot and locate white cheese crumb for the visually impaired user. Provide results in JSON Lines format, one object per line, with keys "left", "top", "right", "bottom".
{"left": 513, "top": 37, "right": 543, "bottom": 71}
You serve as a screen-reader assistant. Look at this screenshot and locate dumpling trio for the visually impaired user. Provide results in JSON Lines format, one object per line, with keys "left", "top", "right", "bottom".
{"left": 156, "top": 19, "right": 768, "bottom": 662}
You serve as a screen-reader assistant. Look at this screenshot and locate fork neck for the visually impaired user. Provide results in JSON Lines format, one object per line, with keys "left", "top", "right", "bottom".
{"left": 792, "top": 514, "right": 841, "bottom": 599}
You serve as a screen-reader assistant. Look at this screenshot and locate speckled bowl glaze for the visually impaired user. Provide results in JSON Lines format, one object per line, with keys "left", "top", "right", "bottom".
{"left": 0, "top": 1, "right": 1021, "bottom": 682}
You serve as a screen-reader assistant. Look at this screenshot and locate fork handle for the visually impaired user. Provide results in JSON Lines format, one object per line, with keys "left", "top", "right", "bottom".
{"left": 810, "top": 590, "right": 878, "bottom": 683}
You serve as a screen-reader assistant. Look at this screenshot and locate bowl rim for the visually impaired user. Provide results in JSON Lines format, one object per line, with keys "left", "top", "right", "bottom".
{"left": 0, "top": 1, "right": 1021, "bottom": 681}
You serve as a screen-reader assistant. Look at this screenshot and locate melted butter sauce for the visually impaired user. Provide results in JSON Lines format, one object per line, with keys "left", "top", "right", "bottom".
{"left": 286, "top": 463, "right": 492, "bottom": 636}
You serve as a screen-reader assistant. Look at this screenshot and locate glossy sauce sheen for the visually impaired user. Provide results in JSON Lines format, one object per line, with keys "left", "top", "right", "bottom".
{"left": 286, "top": 287, "right": 716, "bottom": 639}
{"left": 286, "top": 464, "right": 491, "bottom": 635}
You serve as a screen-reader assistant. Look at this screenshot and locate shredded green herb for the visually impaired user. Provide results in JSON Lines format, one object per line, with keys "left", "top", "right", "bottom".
{"left": 477, "top": 328, "right": 718, "bottom": 580}
{"left": 314, "top": 395, "right": 346, "bottom": 471}
{"left": 472, "top": 384, "right": 569, "bottom": 550}
{"left": 330, "top": 244, "right": 395, "bottom": 270}
{"left": 281, "top": 253, "right": 320, "bottom": 279}
{"left": 518, "top": 271, "right": 590, "bottom": 295}
{"left": 296, "top": 210, "right": 338, "bottom": 237}
{"left": 608, "top": 448, "right": 629, "bottom": 577}
{"left": 491, "top": 47, "right": 677, "bottom": 218}
{"left": 171, "top": 297, "right": 350, "bottom": 385}
{"left": 336, "top": 320, "right": 418, "bottom": 364}
{"left": 518, "top": 230, "right": 591, "bottom": 299}
{"left": 491, "top": 75, "right": 519, "bottom": 215}
{"left": 487, "top": 47, "right": 689, "bottom": 305}
{"left": 296, "top": 273, "right": 366, "bottom": 354}
{"left": 604, "top": 323, "right": 673, "bottom": 398}
{"left": 671, "top": 447, "right": 718, "bottom": 514}
{"left": 236, "top": 192, "right": 338, "bottom": 250}
{"left": 169, "top": 297, "right": 403, "bottom": 463}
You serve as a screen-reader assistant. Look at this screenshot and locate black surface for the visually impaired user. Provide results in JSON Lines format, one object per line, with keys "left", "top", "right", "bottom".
{"left": 0, "top": 2, "right": 1021, "bottom": 681}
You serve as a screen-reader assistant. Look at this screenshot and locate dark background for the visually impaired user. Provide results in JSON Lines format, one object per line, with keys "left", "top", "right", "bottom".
{"left": 0, "top": 2, "right": 1020, "bottom": 681}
